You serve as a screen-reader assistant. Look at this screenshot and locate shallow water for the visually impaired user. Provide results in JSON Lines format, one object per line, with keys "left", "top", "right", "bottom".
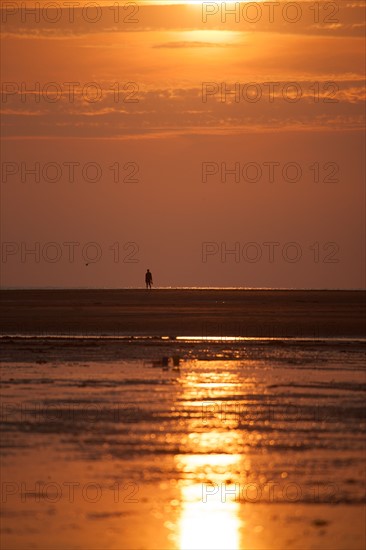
{"left": 1, "top": 340, "right": 365, "bottom": 549}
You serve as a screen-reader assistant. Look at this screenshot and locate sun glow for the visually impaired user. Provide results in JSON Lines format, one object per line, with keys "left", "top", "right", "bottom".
{"left": 177, "top": 29, "right": 243, "bottom": 44}
{"left": 137, "top": 0, "right": 251, "bottom": 6}
{"left": 178, "top": 454, "right": 242, "bottom": 550}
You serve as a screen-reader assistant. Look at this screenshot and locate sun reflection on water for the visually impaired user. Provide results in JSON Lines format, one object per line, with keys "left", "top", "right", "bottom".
{"left": 178, "top": 454, "right": 242, "bottom": 550}
{"left": 175, "top": 361, "right": 246, "bottom": 550}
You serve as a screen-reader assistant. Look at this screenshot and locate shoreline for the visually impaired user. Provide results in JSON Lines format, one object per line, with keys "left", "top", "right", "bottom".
{"left": 0, "top": 286, "right": 366, "bottom": 294}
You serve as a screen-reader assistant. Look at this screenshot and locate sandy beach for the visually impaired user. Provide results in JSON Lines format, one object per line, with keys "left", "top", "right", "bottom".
{"left": 1, "top": 290, "right": 365, "bottom": 550}
{"left": 0, "top": 289, "right": 365, "bottom": 338}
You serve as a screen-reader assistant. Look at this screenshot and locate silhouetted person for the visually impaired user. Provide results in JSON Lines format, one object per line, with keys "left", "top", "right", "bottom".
{"left": 145, "top": 269, "right": 153, "bottom": 289}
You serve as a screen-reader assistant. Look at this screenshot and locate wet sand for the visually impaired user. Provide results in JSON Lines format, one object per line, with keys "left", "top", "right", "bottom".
{"left": 0, "top": 289, "right": 365, "bottom": 337}
{"left": 1, "top": 344, "right": 365, "bottom": 549}
{"left": 1, "top": 289, "right": 365, "bottom": 549}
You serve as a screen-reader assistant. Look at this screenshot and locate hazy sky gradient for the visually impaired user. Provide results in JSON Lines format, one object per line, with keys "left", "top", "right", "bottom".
{"left": 1, "top": 1, "right": 365, "bottom": 287}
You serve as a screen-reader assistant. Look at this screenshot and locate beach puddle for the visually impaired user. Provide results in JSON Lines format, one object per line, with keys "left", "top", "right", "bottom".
{"left": 1, "top": 344, "right": 365, "bottom": 549}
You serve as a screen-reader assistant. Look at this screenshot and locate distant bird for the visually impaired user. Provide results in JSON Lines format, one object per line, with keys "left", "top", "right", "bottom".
{"left": 85, "top": 263, "right": 89, "bottom": 266}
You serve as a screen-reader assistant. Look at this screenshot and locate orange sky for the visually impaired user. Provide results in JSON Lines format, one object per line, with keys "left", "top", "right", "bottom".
{"left": 1, "top": 1, "right": 365, "bottom": 287}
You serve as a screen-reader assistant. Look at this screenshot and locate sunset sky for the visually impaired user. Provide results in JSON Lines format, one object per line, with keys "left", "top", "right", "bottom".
{"left": 1, "top": 0, "right": 365, "bottom": 288}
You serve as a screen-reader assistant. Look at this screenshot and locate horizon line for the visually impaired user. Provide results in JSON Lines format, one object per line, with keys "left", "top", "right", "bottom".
{"left": 1, "top": 286, "right": 365, "bottom": 291}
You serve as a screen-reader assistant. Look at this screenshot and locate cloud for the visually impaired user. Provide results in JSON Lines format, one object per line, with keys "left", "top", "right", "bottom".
{"left": 1, "top": 81, "right": 364, "bottom": 138}
{"left": 1, "top": 3, "right": 365, "bottom": 38}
